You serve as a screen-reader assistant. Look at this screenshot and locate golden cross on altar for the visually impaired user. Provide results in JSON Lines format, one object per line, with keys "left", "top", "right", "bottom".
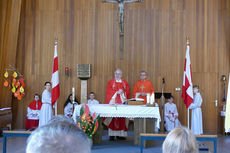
{"left": 140, "top": 85, "right": 145, "bottom": 92}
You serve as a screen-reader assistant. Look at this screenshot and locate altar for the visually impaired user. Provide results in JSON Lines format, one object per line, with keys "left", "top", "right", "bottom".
{"left": 73, "top": 104, "right": 161, "bottom": 146}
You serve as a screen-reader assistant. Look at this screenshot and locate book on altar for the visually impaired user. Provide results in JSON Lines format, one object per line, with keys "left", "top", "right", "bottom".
{"left": 126, "top": 98, "right": 145, "bottom": 105}
{"left": 126, "top": 98, "right": 144, "bottom": 102}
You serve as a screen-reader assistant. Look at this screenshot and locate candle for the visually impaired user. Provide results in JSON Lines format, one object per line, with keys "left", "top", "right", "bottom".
{"left": 150, "top": 93, "right": 155, "bottom": 105}
{"left": 147, "top": 93, "right": 150, "bottom": 104}
{"left": 72, "top": 87, "right": 75, "bottom": 103}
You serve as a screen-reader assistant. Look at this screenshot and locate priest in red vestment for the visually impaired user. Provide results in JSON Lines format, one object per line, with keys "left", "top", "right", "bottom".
{"left": 105, "top": 68, "right": 130, "bottom": 140}
{"left": 25, "top": 94, "right": 42, "bottom": 130}
{"left": 132, "top": 70, "right": 154, "bottom": 104}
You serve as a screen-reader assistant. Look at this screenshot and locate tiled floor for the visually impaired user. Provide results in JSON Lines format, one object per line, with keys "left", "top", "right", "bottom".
{"left": 0, "top": 133, "right": 230, "bottom": 153}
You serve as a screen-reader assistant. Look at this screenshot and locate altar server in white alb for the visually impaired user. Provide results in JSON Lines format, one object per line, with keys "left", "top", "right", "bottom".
{"left": 39, "top": 82, "right": 52, "bottom": 127}
{"left": 64, "top": 93, "right": 80, "bottom": 118}
{"left": 87, "top": 92, "right": 99, "bottom": 104}
{"left": 189, "top": 85, "right": 203, "bottom": 135}
{"left": 164, "top": 95, "right": 181, "bottom": 132}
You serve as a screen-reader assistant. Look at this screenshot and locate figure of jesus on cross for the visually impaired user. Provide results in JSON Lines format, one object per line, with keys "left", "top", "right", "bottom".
{"left": 102, "top": 0, "right": 142, "bottom": 36}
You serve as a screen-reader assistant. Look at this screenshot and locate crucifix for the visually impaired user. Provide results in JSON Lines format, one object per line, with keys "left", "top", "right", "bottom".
{"left": 102, "top": 0, "right": 142, "bottom": 59}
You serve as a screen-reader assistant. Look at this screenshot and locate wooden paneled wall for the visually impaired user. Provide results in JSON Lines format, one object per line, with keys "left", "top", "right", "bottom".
{"left": 218, "top": 0, "right": 230, "bottom": 134}
{"left": 0, "top": 0, "right": 229, "bottom": 133}
{"left": 0, "top": 0, "right": 22, "bottom": 108}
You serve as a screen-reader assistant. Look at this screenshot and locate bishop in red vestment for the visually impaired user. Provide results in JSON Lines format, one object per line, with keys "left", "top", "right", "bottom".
{"left": 105, "top": 69, "right": 130, "bottom": 140}
{"left": 25, "top": 94, "right": 42, "bottom": 130}
{"left": 132, "top": 70, "right": 154, "bottom": 104}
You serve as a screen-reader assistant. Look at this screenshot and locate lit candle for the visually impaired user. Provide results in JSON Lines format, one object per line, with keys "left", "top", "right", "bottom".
{"left": 150, "top": 93, "right": 155, "bottom": 105}
{"left": 72, "top": 87, "right": 75, "bottom": 103}
{"left": 147, "top": 93, "right": 150, "bottom": 104}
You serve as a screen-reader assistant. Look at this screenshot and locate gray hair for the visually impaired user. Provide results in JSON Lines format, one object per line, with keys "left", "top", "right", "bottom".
{"left": 114, "top": 68, "right": 123, "bottom": 74}
{"left": 48, "top": 115, "right": 74, "bottom": 124}
{"left": 26, "top": 115, "right": 91, "bottom": 153}
{"left": 140, "top": 70, "right": 148, "bottom": 76}
{"left": 162, "top": 126, "right": 198, "bottom": 153}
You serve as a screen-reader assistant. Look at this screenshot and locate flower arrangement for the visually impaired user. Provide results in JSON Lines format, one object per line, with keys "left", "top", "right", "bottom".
{"left": 76, "top": 104, "right": 100, "bottom": 138}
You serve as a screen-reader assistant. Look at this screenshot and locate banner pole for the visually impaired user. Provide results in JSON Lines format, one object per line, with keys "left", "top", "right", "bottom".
{"left": 55, "top": 101, "right": 57, "bottom": 116}
{"left": 187, "top": 108, "right": 189, "bottom": 129}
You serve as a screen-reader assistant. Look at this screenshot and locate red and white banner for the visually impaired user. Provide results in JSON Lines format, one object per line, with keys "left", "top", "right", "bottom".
{"left": 182, "top": 41, "right": 193, "bottom": 108}
{"left": 51, "top": 42, "right": 60, "bottom": 106}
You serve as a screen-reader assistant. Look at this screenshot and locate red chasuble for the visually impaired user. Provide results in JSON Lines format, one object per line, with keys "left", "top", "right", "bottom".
{"left": 105, "top": 79, "right": 130, "bottom": 134}
{"left": 25, "top": 100, "right": 42, "bottom": 130}
{"left": 132, "top": 80, "right": 154, "bottom": 104}
{"left": 105, "top": 79, "right": 130, "bottom": 104}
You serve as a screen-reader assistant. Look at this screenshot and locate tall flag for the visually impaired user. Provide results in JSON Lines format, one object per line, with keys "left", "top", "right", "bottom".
{"left": 182, "top": 39, "right": 193, "bottom": 108}
{"left": 225, "top": 73, "right": 230, "bottom": 132}
{"left": 51, "top": 41, "right": 60, "bottom": 106}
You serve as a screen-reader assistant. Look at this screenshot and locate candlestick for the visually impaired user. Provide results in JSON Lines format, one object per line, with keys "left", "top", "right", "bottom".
{"left": 72, "top": 87, "right": 75, "bottom": 103}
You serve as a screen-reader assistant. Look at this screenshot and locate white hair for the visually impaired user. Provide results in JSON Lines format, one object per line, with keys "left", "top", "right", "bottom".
{"left": 162, "top": 126, "right": 198, "bottom": 153}
{"left": 26, "top": 116, "right": 91, "bottom": 153}
{"left": 114, "top": 68, "right": 123, "bottom": 74}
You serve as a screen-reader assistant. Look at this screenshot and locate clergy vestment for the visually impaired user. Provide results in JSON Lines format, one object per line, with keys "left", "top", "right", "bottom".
{"left": 189, "top": 92, "right": 203, "bottom": 135}
{"left": 132, "top": 80, "right": 154, "bottom": 104}
{"left": 25, "top": 100, "right": 42, "bottom": 130}
{"left": 164, "top": 102, "right": 181, "bottom": 132}
{"left": 39, "top": 89, "right": 52, "bottom": 127}
{"left": 105, "top": 79, "right": 130, "bottom": 136}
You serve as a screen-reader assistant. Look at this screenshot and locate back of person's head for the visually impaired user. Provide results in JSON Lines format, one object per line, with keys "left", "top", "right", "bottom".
{"left": 48, "top": 115, "right": 74, "bottom": 124}
{"left": 162, "top": 126, "right": 198, "bottom": 153}
{"left": 26, "top": 115, "right": 91, "bottom": 153}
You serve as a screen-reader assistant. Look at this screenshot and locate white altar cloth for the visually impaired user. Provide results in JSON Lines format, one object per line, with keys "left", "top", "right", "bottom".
{"left": 73, "top": 104, "right": 161, "bottom": 128}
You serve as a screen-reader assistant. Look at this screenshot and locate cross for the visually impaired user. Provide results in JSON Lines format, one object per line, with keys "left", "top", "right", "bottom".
{"left": 102, "top": 0, "right": 142, "bottom": 59}
{"left": 140, "top": 85, "right": 145, "bottom": 92}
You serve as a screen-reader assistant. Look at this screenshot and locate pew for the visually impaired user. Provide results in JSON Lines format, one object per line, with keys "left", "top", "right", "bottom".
{"left": 140, "top": 133, "right": 217, "bottom": 153}
{"left": 0, "top": 108, "right": 12, "bottom": 129}
{"left": 2, "top": 130, "right": 32, "bottom": 153}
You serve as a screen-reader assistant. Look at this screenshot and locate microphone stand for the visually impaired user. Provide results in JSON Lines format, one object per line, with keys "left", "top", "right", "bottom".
{"left": 160, "top": 78, "right": 165, "bottom": 133}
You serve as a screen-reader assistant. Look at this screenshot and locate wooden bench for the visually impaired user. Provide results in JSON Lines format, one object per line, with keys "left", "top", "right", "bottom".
{"left": 0, "top": 108, "right": 12, "bottom": 129}
{"left": 140, "top": 133, "right": 217, "bottom": 153}
{"left": 2, "top": 130, "right": 32, "bottom": 153}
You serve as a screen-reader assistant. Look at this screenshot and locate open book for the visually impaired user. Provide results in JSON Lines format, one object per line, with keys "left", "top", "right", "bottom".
{"left": 125, "top": 98, "right": 144, "bottom": 102}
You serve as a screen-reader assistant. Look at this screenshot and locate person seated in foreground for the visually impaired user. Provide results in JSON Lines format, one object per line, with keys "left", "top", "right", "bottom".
{"left": 87, "top": 92, "right": 99, "bottom": 104}
{"left": 26, "top": 115, "right": 91, "bottom": 153}
{"left": 162, "top": 126, "right": 198, "bottom": 153}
